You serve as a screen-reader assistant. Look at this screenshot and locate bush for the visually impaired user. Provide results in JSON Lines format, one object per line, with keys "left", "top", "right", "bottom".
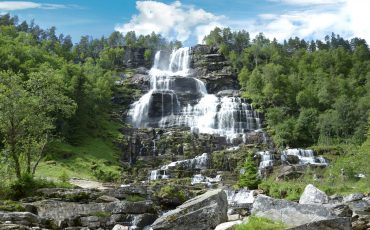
{"left": 236, "top": 216, "right": 286, "bottom": 230}
{"left": 157, "top": 185, "right": 186, "bottom": 202}
{"left": 258, "top": 179, "right": 304, "bottom": 201}
{"left": 0, "top": 200, "right": 25, "bottom": 212}
{"left": 8, "top": 174, "right": 73, "bottom": 200}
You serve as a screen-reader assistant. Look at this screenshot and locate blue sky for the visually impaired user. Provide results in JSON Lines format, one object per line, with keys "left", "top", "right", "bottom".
{"left": 0, "top": 0, "right": 369, "bottom": 45}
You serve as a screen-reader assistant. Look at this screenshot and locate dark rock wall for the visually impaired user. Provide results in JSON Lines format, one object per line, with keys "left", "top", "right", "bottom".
{"left": 190, "top": 45, "right": 239, "bottom": 94}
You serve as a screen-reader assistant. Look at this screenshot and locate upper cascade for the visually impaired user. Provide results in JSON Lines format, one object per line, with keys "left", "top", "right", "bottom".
{"left": 128, "top": 47, "right": 262, "bottom": 142}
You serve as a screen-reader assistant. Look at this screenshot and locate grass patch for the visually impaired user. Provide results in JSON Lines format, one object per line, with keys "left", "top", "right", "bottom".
{"left": 89, "top": 211, "right": 111, "bottom": 218}
{"left": 0, "top": 200, "right": 25, "bottom": 212}
{"left": 236, "top": 216, "right": 286, "bottom": 230}
{"left": 36, "top": 119, "right": 123, "bottom": 182}
{"left": 126, "top": 194, "right": 146, "bottom": 202}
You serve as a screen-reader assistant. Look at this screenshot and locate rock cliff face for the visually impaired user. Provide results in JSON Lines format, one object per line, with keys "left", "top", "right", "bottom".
{"left": 191, "top": 45, "right": 239, "bottom": 94}
{"left": 122, "top": 47, "right": 147, "bottom": 68}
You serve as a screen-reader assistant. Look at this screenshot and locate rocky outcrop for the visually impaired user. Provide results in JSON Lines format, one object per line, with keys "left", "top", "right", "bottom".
{"left": 190, "top": 45, "right": 239, "bottom": 94}
{"left": 214, "top": 220, "right": 243, "bottom": 230}
{"left": 299, "top": 184, "right": 329, "bottom": 205}
{"left": 251, "top": 195, "right": 338, "bottom": 227}
{"left": 151, "top": 189, "right": 228, "bottom": 230}
{"left": 287, "top": 217, "right": 351, "bottom": 230}
{"left": 123, "top": 47, "right": 148, "bottom": 68}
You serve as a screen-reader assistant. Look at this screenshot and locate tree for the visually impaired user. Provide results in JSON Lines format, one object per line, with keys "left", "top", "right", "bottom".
{"left": 239, "top": 154, "right": 260, "bottom": 189}
{"left": 0, "top": 69, "right": 76, "bottom": 178}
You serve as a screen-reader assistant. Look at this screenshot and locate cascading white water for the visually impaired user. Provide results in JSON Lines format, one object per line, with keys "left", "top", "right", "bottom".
{"left": 149, "top": 153, "right": 209, "bottom": 180}
{"left": 128, "top": 47, "right": 262, "bottom": 142}
{"left": 281, "top": 148, "right": 328, "bottom": 166}
{"left": 225, "top": 188, "right": 255, "bottom": 206}
{"left": 257, "top": 151, "right": 274, "bottom": 169}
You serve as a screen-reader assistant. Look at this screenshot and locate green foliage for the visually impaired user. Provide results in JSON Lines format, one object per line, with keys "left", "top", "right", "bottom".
{"left": 0, "top": 200, "right": 25, "bottom": 212}
{"left": 259, "top": 179, "right": 304, "bottom": 201}
{"left": 238, "top": 154, "right": 260, "bottom": 189}
{"left": 7, "top": 173, "right": 73, "bottom": 200}
{"left": 236, "top": 216, "right": 286, "bottom": 230}
{"left": 126, "top": 194, "right": 146, "bottom": 202}
{"left": 157, "top": 185, "right": 186, "bottom": 202}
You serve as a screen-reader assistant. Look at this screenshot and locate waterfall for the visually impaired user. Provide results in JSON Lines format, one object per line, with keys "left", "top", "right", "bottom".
{"left": 128, "top": 47, "right": 262, "bottom": 142}
{"left": 257, "top": 151, "right": 274, "bottom": 169}
{"left": 281, "top": 148, "right": 328, "bottom": 166}
{"left": 149, "top": 153, "right": 209, "bottom": 180}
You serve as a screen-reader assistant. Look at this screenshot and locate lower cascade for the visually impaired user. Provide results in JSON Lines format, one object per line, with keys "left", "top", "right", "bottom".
{"left": 149, "top": 153, "right": 209, "bottom": 180}
{"left": 281, "top": 148, "right": 328, "bottom": 166}
{"left": 128, "top": 47, "right": 262, "bottom": 142}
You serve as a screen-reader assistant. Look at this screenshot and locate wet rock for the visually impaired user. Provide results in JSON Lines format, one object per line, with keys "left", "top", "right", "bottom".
{"left": 151, "top": 189, "right": 228, "bottom": 230}
{"left": 287, "top": 217, "right": 351, "bottom": 230}
{"left": 252, "top": 195, "right": 336, "bottom": 227}
{"left": 216, "top": 90, "right": 240, "bottom": 97}
{"left": 299, "top": 184, "right": 329, "bottom": 205}
{"left": 284, "top": 155, "right": 300, "bottom": 164}
{"left": 276, "top": 165, "right": 304, "bottom": 181}
{"left": 112, "top": 201, "right": 156, "bottom": 214}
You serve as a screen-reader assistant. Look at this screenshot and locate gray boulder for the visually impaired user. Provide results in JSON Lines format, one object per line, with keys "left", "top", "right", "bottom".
{"left": 112, "top": 224, "right": 129, "bottom": 230}
{"left": 252, "top": 195, "right": 336, "bottom": 227}
{"left": 299, "top": 184, "right": 329, "bottom": 205}
{"left": 214, "top": 220, "right": 242, "bottom": 230}
{"left": 343, "top": 193, "right": 364, "bottom": 203}
{"left": 287, "top": 217, "right": 351, "bottom": 230}
{"left": 151, "top": 189, "right": 228, "bottom": 230}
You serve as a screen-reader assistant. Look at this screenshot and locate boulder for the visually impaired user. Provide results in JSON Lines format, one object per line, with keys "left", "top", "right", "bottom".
{"left": 0, "top": 212, "right": 41, "bottom": 225}
{"left": 287, "top": 217, "right": 351, "bottom": 230}
{"left": 97, "top": 195, "right": 120, "bottom": 203}
{"left": 299, "top": 184, "right": 329, "bottom": 205}
{"left": 324, "top": 204, "right": 353, "bottom": 217}
{"left": 276, "top": 166, "right": 304, "bottom": 181}
{"left": 112, "top": 224, "right": 129, "bottom": 230}
{"left": 343, "top": 193, "right": 364, "bottom": 203}
{"left": 252, "top": 195, "right": 337, "bottom": 227}
{"left": 214, "top": 220, "right": 242, "bottom": 230}
{"left": 151, "top": 189, "right": 228, "bottom": 230}
{"left": 29, "top": 200, "right": 155, "bottom": 221}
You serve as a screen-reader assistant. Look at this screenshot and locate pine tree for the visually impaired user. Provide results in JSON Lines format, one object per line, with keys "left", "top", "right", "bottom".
{"left": 238, "top": 154, "right": 260, "bottom": 189}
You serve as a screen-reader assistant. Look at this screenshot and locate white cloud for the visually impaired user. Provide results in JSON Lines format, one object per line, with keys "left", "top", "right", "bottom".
{"left": 269, "top": 0, "right": 346, "bottom": 6}
{"left": 234, "top": 0, "right": 370, "bottom": 43}
{"left": 116, "top": 0, "right": 369, "bottom": 44}
{"left": 115, "top": 1, "right": 224, "bottom": 43}
{"left": 0, "top": 1, "right": 65, "bottom": 11}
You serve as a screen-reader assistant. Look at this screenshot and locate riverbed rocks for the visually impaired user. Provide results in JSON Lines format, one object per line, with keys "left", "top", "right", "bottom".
{"left": 151, "top": 189, "right": 228, "bottom": 230}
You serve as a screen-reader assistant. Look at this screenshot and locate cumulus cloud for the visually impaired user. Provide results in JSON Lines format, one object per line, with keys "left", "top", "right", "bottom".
{"left": 116, "top": 0, "right": 369, "bottom": 44}
{"left": 0, "top": 1, "right": 65, "bottom": 11}
{"left": 236, "top": 0, "right": 370, "bottom": 43}
{"left": 115, "top": 1, "right": 224, "bottom": 43}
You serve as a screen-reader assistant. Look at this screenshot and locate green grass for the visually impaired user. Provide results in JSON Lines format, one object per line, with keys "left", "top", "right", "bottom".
{"left": 35, "top": 119, "right": 123, "bottom": 182}
{"left": 126, "top": 194, "right": 146, "bottom": 202}
{"left": 236, "top": 216, "right": 286, "bottom": 230}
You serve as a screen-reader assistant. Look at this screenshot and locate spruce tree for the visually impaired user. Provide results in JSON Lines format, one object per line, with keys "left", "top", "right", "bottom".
{"left": 238, "top": 154, "right": 260, "bottom": 189}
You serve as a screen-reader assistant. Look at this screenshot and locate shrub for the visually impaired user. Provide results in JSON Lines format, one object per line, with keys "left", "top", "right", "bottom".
{"left": 236, "top": 216, "right": 286, "bottom": 230}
